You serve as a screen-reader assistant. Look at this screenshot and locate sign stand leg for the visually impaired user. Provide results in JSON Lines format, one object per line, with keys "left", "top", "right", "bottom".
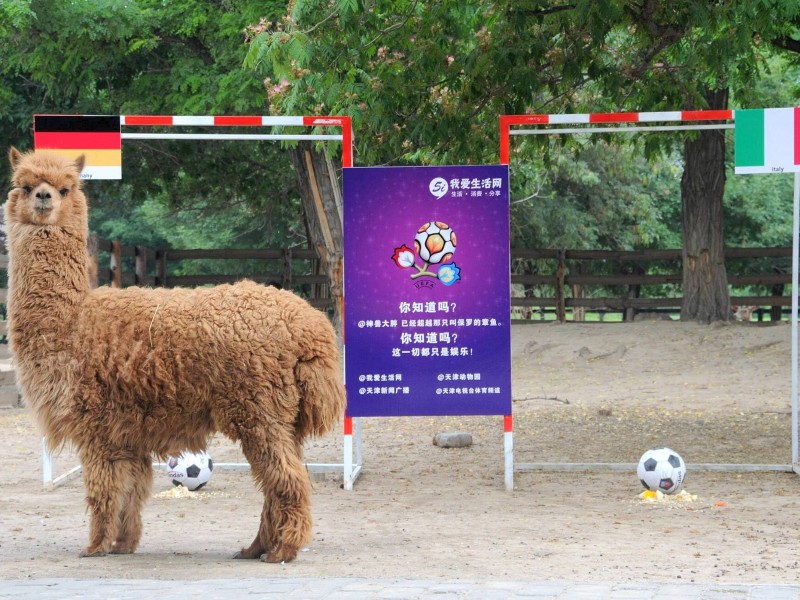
{"left": 343, "top": 416, "right": 352, "bottom": 488}
{"left": 354, "top": 416, "right": 364, "bottom": 470}
{"left": 343, "top": 416, "right": 363, "bottom": 490}
{"left": 504, "top": 415, "right": 514, "bottom": 491}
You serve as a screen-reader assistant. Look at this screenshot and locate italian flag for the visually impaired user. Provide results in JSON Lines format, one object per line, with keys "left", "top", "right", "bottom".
{"left": 735, "top": 107, "right": 800, "bottom": 174}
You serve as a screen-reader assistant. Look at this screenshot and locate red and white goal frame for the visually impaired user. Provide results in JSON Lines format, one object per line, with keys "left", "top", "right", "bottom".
{"left": 500, "top": 109, "right": 800, "bottom": 475}
{"left": 38, "top": 114, "right": 363, "bottom": 489}
{"left": 119, "top": 114, "right": 353, "bottom": 167}
{"left": 500, "top": 109, "right": 734, "bottom": 165}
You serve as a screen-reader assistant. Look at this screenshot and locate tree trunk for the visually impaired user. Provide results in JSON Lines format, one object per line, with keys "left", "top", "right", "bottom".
{"left": 289, "top": 142, "right": 344, "bottom": 337}
{"left": 680, "top": 88, "right": 730, "bottom": 323}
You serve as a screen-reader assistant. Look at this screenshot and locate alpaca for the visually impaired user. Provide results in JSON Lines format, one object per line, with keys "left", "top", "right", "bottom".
{"left": 5, "top": 147, "right": 346, "bottom": 562}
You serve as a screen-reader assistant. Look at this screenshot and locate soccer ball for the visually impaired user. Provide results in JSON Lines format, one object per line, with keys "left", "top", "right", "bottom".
{"left": 166, "top": 451, "right": 214, "bottom": 491}
{"left": 414, "top": 221, "right": 457, "bottom": 265}
{"left": 636, "top": 447, "right": 686, "bottom": 495}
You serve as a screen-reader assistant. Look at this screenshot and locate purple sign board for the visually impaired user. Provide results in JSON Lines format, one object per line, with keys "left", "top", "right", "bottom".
{"left": 343, "top": 165, "right": 511, "bottom": 417}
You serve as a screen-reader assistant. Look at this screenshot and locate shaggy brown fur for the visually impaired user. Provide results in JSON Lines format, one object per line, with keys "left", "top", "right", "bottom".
{"left": 5, "top": 148, "right": 346, "bottom": 562}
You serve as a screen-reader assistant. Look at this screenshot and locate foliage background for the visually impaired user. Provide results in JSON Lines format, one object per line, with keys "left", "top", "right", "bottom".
{"left": 0, "top": 1, "right": 799, "bottom": 284}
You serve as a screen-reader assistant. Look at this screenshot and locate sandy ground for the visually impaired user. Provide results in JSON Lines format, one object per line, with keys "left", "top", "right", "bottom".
{"left": 3, "top": 320, "right": 800, "bottom": 585}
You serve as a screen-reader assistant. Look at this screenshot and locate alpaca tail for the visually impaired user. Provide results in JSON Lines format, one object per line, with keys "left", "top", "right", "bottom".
{"left": 294, "top": 353, "right": 346, "bottom": 439}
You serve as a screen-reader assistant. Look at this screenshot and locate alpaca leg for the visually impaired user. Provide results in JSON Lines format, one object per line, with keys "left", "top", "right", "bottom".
{"left": 262, "top": 437, "right": 311, "bottom": 564}
{"left": 234, "top": 494, "right": 274, "bottom": 560}
{"left": 110, "top": 455, "right": 153, "bottom": 554}
{"left": 236, "top": 425, "right": 312, "bottom": 563}
{"left": 79, "top": 450, "right": 128, "bottom": 557}
{"left": 234, "top": 491, "right": 282, "bottom": 560}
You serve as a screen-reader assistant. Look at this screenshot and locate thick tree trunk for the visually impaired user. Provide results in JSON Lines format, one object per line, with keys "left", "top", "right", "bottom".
{"left": 289, "top": 142, "right": 344, "bottom": 336}
{"left": 680, "top": 88, "right": 730, "bottom": 323}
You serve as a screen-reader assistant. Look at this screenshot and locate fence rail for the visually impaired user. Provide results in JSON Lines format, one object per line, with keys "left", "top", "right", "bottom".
{"left": 510, "top": 246, "right": 792, "bottom": 321}
{"left": 93, "top": 238, "right": 334, "bottom": 311}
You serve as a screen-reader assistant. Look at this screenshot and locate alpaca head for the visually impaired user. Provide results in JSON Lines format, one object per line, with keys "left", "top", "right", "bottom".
{"left": 6, "top": 147, "right": 87, "bottom": 229}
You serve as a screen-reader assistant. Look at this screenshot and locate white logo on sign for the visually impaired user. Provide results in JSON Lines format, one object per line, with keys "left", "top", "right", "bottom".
{"left": 429, "top": 177, "right": 448, "bottom": 199}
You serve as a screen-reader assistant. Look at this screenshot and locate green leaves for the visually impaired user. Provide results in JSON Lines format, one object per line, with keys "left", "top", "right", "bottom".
{"left": 246, "top": 0, "right": 499, "bottom": 163}
{"left": 0, "top": 0, "right": 36, "bottom": 36}
{"left": 0, "top": 0, "right": 304, "bottom": 255}
{"left": 510, "top": 140, "right": 682, "bottom": 251}
{"left": 2, "top": 0, "right": 799, "bottom": 261}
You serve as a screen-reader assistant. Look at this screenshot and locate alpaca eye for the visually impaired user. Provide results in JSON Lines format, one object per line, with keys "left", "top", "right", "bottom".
{"left": 22, "top": 186, "right": 32, "bottom": 194}
{"left": 59, "top": 188, "right": 69, "bottom": 197}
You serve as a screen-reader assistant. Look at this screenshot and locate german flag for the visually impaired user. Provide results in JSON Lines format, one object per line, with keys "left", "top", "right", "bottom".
{"left": 34, "top": 115, "right": 121, "bottom": 179}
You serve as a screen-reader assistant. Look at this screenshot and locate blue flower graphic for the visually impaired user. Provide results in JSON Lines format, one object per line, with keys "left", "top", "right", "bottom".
{"left": 437, "top": 263, "right": 461, "bottom": 286}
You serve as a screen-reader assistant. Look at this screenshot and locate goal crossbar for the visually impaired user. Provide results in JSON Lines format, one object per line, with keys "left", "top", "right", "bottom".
{"left": 512, "top": 123, "right": 734, "bottom": 136}
{"left": 500, "top": 109, "right": 734, "bottom": 164}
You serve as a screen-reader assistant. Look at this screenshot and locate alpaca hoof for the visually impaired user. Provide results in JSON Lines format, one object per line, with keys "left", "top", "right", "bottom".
{"left": 110, "top": 536, "right": 139, "bottom": 554}
{"left": 262, "top": 546, "right": 298, "bottom": 563}
{"left": 79, "top": 547, "right": 107, "bottom": 558}
{"left": 234, "top": 536, "right": 267, "bottom": 559}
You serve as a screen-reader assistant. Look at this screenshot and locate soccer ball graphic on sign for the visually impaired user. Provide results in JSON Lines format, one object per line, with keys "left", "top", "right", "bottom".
{"left": 392, "top": 220, "right": 461, "bottom": 285}
{"left": 636, "top": 447, "right": 686, "bottom": 495}
{"left": 414, "top": 221, "right": 457, "bottom": 265}
{"left": 166, "top": 451, "right": 214, "bottom": 491}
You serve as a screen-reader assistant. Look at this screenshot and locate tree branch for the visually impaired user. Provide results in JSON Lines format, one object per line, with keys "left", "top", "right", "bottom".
{"left": 157, "top": 33, "right": 214, "bottom": 66}
{"left": 510, "top": 4, "right": 577, "bottom": 17}
{"left": 360, "top": 0, "right": 419, "bottom": 52}
{"left": 772, "top": 35, "right": 800, "bottom": 54}
{"left": 621, "top": 0, "right": 688, "bottom": 80}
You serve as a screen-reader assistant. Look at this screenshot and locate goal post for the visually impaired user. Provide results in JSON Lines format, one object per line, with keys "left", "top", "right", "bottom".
{"left": 33, "top": 113, "right": 360, "bottom": 490}
{"left": 500, "top": 108, "right": 800, "bottom": 475}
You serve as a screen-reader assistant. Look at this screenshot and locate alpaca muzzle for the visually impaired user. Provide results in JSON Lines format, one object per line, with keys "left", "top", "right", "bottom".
{"left": 34, "top": 190, "right": 54, "bottom": 214}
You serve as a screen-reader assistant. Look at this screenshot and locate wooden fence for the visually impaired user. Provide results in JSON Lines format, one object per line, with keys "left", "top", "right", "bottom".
{"left": 92, "top": 238, "right": 334, "bottom": 312}
{"left": 1, "top": 242, "right": 795, "bottom": 327}
{"left": 510, "top": 247, "right": 792, "bottom": 321}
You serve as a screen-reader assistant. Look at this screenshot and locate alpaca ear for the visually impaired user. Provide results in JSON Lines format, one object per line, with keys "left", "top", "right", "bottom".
{"left": 74, "top": 154, "right": 86, "bottom": 175}
{"left": 9, "top": 146, "right": 22, "bottom": 169}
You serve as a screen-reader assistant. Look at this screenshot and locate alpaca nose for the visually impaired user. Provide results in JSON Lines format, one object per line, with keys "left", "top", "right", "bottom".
{"left": 34, "top": 188, "right": 53, "bottom": 212}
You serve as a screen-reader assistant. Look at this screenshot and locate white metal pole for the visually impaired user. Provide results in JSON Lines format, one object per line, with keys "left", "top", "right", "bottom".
{"left": 42, "top": 436, "right": 53, "bottom": 491}
{"left": 354, "top": 417, "right": 363, "bottom": 467}
{"left": 792, "top": 172, "right": 799, "bottom": 467}
{"left": 121, "top": 133, "right": 341, "bottom": 141}
{"left": 504, "top": 423, "right": 514, "bottom": 491}
{"left": 343, "top": 417, "right": 354, "bottom": 490}
{"left": 510, "top": 124, "right": 734, "bottom": 136}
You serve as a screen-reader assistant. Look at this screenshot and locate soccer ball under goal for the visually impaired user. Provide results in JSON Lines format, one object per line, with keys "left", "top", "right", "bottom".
{"left": 166, "top": 451, "right": 214, "bottom": 491}
{"left": 636, "top": 447, "right": 686, "bottom": 495}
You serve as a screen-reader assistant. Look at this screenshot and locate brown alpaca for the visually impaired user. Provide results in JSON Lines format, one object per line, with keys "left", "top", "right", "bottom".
{"left": 5, "top": 148, "right": 346, "bottom": 562}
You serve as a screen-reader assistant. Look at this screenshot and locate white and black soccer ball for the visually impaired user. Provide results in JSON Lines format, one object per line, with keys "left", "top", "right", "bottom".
{"left": 637, "top": 447, "right": 686, "bottom": 495}
{"left": 414, "top": 221, "right": 457, "bottom": 265}
{"left": 166, "top": 451, "right": 214, "bottom": 491}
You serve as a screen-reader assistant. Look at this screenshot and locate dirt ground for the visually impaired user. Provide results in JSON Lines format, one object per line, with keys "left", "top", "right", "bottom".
{"left": 3, "top": 320, "right": 800, "bottom": 585}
